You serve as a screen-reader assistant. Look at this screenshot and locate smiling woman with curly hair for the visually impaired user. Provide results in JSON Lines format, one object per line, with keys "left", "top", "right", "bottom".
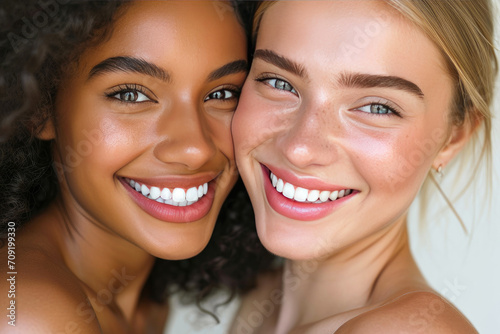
{"left": 0, "top": 1, "right": 271, "bottom": 332}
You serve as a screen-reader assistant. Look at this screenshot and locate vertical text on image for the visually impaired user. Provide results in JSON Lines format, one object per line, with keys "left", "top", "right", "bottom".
{"left": 6, "top": 221, "right": 16, "bottom": 327}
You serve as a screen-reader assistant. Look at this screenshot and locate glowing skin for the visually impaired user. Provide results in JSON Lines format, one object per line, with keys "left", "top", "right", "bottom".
{"left": 235, "top": 0, "right": 454, "bottom": 260}
{"left": 233, "top": 1, "right": 476, "bottom": 333}
{"left": 49, "top": 1, "right": 246, "bottom": 260}
{"left": 8, "top": 1, "right": 247, "bottom": 333}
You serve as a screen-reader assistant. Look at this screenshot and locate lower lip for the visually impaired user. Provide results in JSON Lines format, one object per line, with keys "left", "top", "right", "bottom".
{"left": 120, "top": 178, "right": 215, "bottom": 223}
{"left": 262, "top": 165, "right": 352, "bottom": 221}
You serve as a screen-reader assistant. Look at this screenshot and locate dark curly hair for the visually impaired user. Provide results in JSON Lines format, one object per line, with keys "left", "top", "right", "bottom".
{"left": 0, "top": 0, "right": 272, "bottom": 310}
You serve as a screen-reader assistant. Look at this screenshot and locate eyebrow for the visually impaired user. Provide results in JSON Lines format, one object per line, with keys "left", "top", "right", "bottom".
{"left": 88, "top": 56, "right": 248, "bottom": 83}
{"left": 253, "top": 49, "right": 308, "bottom": 79}
{"left": 338, "top": 72, "right": 424, "bottom": 99}
{"left": 208, "top": 60, "right": 248, "bottom": 81}
{"left": 88, "top": 56, "right": 171, "bottom": 82}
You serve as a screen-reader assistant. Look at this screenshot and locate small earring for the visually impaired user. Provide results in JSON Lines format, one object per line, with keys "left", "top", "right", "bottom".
{"left": 436, "top": 165, "right": 444, "bottom": 178}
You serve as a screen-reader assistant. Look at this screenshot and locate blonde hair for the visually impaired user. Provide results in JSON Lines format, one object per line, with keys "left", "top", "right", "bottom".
{"left": 385, "top": 0, "right": 497, "bottom": 231}
{"left": 252, "top": 0, "right": 498, "bottom": 230}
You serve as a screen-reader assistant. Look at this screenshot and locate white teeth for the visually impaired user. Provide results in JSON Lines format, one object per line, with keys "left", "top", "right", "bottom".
{"left": 161, "top": 188, "right": 172, "bottom": 200}
{"left": 127, "top": 178, "right": 209, "bottom": 207}
{"left": 307, "top": 190, "right": 320, "bottom": 202}
{"left": 141, "top": 184, "right": 150, "bottom": 196}
{"left": 150, "top": 186, "right": 161, "bottom": 200}
{"left": 186, "top": 187, "right": 198, "bottom": 202}
{"left": 329, "top": 190, "right": 339, "bottom": 201}
{"left": 268, "top": 172, "right": 353, "bottom": 204}
{"left": 319, "top": 191, "right": 330, "bottom": 202}
{"left": 271, "top": 174, "right": 278, "bottom": 187}
{"left": 172, "top": 188, "right": 186, "bottom": 202}
{"left": 282, "top": 183, "right": 295, "bottom": 199}
{"left": 294, "top": 187, "right": 308, "bottom": 202}
{"left": 276, "top": 179, "right": 284, "bottom": 193}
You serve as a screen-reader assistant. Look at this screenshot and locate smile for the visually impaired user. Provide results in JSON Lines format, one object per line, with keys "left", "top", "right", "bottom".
{"left": 120, "top": 176, "right": 217, "bottom": 223}
{"left": 126, "top": 178, "right": 208, "bottom": 207}
{"left": 262, "top": 165, "right": 355, "bottom": 221}
{"left": 269, "top": 172, "right": 352, "bottom": 203}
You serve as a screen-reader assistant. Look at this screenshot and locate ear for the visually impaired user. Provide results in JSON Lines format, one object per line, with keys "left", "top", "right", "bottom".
{"left": 432, "top": 114, "right": 479, "bottom": 170}
{"left": 34, "top": 117, "right": 56, "bottom": 141}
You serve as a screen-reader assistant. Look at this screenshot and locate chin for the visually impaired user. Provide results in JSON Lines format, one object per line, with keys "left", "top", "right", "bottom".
{"left": 139, "top": 220, "right": 215, "bottom": 260}
{"left": 255, "top": 216, "right": 333, "bottom": 262}
{"left": 150, "top": 236, "right": 211, "bottom": 260}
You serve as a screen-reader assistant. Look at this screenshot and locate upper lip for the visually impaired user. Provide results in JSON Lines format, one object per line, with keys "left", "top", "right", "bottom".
{"left": 262, "top": 164, "right": 350, "bottom": 192}
{"left": 120, "top": 171, "right": 220, "bottom": 189}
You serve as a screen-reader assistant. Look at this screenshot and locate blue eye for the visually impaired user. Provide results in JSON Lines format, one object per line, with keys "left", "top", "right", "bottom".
{"left": 265, "top": 78, "right": 297, "bottom": 94}
{"left": 358, "top": 103, "right": 395, "bottom": 115}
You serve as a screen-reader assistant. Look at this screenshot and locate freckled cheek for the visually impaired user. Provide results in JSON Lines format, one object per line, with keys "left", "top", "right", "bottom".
{"left": 233, "top": 94, "right": 287, "bottom": 155}
{"left": 352, "top": 134, "right": 436, "bottom": 194}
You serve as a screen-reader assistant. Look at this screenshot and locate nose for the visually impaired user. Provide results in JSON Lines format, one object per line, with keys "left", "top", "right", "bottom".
{"left": 276, "top": 102, "right": 340, "bottom": 169}
{"left": 153, "top": 102, "right": 217, "bottom": 170}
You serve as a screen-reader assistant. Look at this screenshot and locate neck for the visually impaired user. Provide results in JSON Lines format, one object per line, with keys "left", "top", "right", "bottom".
{"left": 37, "top": 197, "right": 155, "bottom": 321}
{"left": 276, "top": 217, "right": 426, "bottom": 332}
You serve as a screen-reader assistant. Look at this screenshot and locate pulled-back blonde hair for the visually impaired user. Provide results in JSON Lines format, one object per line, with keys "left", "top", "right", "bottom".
{"left": 252, "top": 0, "right": 498, "bottom": 229}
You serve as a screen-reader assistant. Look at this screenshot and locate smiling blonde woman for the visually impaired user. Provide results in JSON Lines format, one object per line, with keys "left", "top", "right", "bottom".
{"left": 232, "top": 1, "right": 497, "bottom": 333}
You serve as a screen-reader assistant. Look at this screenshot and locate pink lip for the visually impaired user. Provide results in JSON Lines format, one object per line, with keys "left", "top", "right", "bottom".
{"left": 264, "top": 164, "right": 348, "bottom": 192}
{"left": 119, "top": 177, "right": 215, "bottom": 223}
{"left": 261, "top": 165, "right": 354, "bottom": 221}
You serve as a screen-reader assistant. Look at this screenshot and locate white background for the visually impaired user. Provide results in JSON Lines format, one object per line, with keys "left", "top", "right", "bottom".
{"left": 166, "top": 1, "right": 500, "bottom": 332}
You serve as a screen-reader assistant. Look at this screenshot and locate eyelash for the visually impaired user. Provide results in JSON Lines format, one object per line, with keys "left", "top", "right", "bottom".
{"left": 204, "top": 85, "right": 241, "bottom": 102}
{"left": 105, "top": 84, "right": 157, "bottom": 103}
{"left": 254, "top": 74, "right": 403, "bottom": 118}
{"left": 255, "top": 74, "right": 298, "bottom": 95}
{"left": 355, "top": 99, "right": 402, "bottom": 118}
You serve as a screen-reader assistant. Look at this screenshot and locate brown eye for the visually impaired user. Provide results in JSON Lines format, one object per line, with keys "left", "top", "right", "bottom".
{"left": 106, "top": 84, "right": 155, "bottom": 103}
{"left": 113, "top": 90, "right": 150, "bottom": 102}
{"left": 204, "top": 89, "right": 238, "bottom": 101}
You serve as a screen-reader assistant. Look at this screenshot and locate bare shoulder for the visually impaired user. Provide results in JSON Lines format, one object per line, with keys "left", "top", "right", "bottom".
{"left": 335, "top": 291, "right": 477, "bottom": 334}
{"left": 0, "top": 244, "right": 101, "bottom": 333}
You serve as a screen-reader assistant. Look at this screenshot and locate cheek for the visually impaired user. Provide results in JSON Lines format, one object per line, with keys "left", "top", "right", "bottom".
{"left": 57, "top": 113, "right": 143, "bottom": 173}
{"left": 233, "top": 86, "right": 290, "bottom": 155}
{"left": 353, "top": 126, "right": 443, "bottom": 196}
{"left": 208, "top": 114, "right": 235, "bottom": 160}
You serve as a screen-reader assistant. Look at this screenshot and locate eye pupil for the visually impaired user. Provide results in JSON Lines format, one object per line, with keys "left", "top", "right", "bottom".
{"left": 371, "top": 104, "right": 389, "bottom": 114}
{"left": 122, "top": 91, "right": 137, "bottom": 101}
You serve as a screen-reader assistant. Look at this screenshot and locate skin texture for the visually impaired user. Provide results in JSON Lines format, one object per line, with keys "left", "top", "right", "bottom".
{"left": 232, "top": 1, "right": 477, "bottom": 333}
{"left": 0, "top": 1, "right": 246, "bottom": 333}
